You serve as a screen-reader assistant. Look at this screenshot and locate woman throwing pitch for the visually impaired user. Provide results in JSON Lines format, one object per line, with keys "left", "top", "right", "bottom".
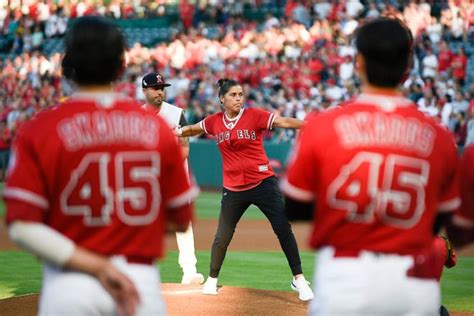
{"left": 176, "top": 79, "right": 314, "bottom": 301}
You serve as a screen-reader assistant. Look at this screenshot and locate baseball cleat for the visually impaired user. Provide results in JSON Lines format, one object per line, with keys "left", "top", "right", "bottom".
{"left": 202, "top": 276, "right": 218, "bottom": 295}
{"left": 291, "top": 276, "right": 314, "bottom": 301}
{"left": 181, "top": 273, "right": 205, "bottom": 285}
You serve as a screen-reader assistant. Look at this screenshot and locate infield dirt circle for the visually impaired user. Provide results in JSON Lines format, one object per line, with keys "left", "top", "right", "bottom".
{"left": 1, "top": 218, "right": 473, "bottom": 316}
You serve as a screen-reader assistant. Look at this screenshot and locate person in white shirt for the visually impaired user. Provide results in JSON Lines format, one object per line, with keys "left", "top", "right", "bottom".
{"left": 422, "top": 48, "right": 438, "bottom": 79}
{"left": 339, "top": 55, "right": 354, "bottom": 83}
{"left": 141, "top": 72, "right": 204, "bottom": 285}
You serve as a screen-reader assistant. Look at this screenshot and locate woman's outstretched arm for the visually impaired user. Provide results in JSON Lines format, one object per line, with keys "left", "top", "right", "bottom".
{"left": 272, "top": 116, "right": 305, "bottom": 129}
{"left": 176, "top": 122, "right": 205, "bottom": 137}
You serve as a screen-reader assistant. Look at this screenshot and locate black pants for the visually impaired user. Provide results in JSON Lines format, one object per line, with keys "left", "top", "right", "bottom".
{"left": 209, "top": 176, "right": 303, "bottom": 278}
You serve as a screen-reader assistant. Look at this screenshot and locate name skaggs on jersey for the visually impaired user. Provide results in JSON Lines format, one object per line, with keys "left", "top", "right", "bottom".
{"left": 58, "top": 111, "right": 159, "bottom": 151}
{"left": 215, "top": 129, "right": 257, "bottom": 144}
{"left": 335, "top": 112, "right": 436, "bottom": 157}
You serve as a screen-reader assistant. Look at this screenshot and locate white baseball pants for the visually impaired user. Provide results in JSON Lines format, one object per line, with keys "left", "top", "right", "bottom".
{"left": 309, "top": 247, "right": 440, "bottom": 316}
{"left": 39, "top": 256, "right": 166, "bottom": 316}
{"left": 175, "top": 223, "right": 198, "bottom": 275}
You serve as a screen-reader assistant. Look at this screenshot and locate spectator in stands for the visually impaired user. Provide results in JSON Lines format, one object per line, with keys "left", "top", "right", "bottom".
{"left": 452, "top": 90, "right": 470, "bottom": 114}
{"left": 313, "top": 0, "right": 331, "bottom": 20}
{"left": 31, "top": 24, "right": 43, "bottom": 51}
{"left": 422, "top": 47, "right": 438, "bottom": 79}
{"left": 1, "top": 0, "right": 473, "bottom": 145}
{"left": 426, "top": 16, "right": 443, "bottom": 44}
{"left": 417, "top": 88, "right": 438, "bottom": 115}
{"left": 452, "top": 47, "right": 468, "bottom": 87}
{"left": 437, "top": 40, "right": 454, "bottom": 76}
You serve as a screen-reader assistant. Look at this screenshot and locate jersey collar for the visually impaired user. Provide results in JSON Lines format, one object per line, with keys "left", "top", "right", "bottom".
{"left": 223, "top": 108, "right": 245, "bottom": 130}
{"left": 69, "top": 91, "right": 131, "bottom": 108}
{"left": 356, "top": 93, "right": 414, "bottom": 112}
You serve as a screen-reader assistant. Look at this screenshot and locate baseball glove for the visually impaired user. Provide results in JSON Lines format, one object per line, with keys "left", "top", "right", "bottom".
{"left": 439, "top": 235, "right": 457, "bottom": 269}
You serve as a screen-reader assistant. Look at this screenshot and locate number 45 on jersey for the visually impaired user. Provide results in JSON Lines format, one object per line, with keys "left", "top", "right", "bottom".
{"left": 60, "top": 152, "right": 161, "bottom": 226}
{"left": 327, "top": 152, "right": 430, "bottom": 229}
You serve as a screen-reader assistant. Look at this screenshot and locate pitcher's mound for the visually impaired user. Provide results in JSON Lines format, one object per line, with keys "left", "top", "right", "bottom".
{"left": 163, "top": 283, "right": 308, "bottom": 315}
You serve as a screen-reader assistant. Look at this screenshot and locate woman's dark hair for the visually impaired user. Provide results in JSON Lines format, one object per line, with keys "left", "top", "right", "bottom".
{"left": 62, "top": 16, "right": 126, "bottom": 86}
{"left": 355, "top": 17, "right": 413, "bottom": 87}
{"left": 217, "top": 78, "right": 239, "bottom": 98}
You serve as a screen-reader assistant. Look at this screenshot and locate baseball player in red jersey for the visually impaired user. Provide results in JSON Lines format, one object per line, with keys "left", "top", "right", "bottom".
{"left": 446, "top": 144, "right": 474, "bottom": 246}
{"left": 4, "top": 17, "right": 198, "bottom": 316}
{"left": 141, "top": 72, "right": 204, "bottom": 285}
{"left": 175, "top": 79, "right": 314, "bottom": 301}
{"left": 281, "top": 18, "right": 465, "bottom": 315}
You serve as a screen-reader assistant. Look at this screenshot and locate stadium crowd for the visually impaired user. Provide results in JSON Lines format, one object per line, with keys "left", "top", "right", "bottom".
{"left": 0, "top": 0, "right": 474, "bottom": 178}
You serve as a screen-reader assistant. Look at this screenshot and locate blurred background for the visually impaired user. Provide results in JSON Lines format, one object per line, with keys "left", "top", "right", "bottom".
{"left": 0, "top": 0, "right": 473, "bottom": 187}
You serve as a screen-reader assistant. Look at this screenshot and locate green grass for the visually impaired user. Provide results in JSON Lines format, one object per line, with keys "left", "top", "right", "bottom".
{"left": 195, "top": 191, "right": 265, "bottom": 220}
{"left": 440, "top": 256, "right": 474, "bottom": 311}
{"left": 0, "top": 251, "right": 42, "bottom": 299}
{"left": 1, "top": 250, "right": 473, "bottom": 312}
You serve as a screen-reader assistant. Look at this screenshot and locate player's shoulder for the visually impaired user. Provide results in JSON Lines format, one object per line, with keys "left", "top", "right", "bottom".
{"left": 304, "top": 103, "right": 346, "bottom": 125}
{"left": 17, "top": 102, "right": 64, "bottom": 136}
{"left": 416, "top": 111, "right": 455, "bottom": 140}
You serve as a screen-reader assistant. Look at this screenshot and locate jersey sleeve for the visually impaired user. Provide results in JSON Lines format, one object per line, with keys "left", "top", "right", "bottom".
{"left": 4, "top": 128, "right": 49, "bottom": 224}
{"left": 438, "top": 133, "right": 462, "bottom": 213}
{"left": 253, "top": 108, "right": 277, "bottom": 131}
{"left": 159, "top": 122, "right": 199, "bottom": 222}
{"left": 280, "top": 119, "right": 319, "bottom": 202}
{"left": 199, "top": 113, "right": 218, "bottom": 136}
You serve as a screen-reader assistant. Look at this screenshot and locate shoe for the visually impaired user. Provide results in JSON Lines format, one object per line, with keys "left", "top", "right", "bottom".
{"left": 291, "top": 276, "right": 314, "bottom": 301}
{"left": 202, "top": 277, "right": 218, "bottom": 295}
{"left": 440, "top": 305, "right": 450, "bottom": 316}
{"left": 181, "top": 273, "right": 205, "bottom": 285}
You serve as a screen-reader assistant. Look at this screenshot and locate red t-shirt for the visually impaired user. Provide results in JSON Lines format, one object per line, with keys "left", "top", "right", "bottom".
{"left": 282, "top": 94, "right": 460, "bottom": 255}
{"left": 452, "top": 54, "right": 467, "bottom": 79}
{"left": 4, "top": 93, "right": 197, "bottom": 259}
{"left": 200, "top": 107, "right": 277, "bottom": 190}
{"left": 437, "top": 48, "right": 453, "bottom": 72}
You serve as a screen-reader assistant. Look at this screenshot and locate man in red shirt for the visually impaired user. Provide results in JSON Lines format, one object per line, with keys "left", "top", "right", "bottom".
{"left": 437, "top": 40, "right": 453, "bottom": 75}
{"left": 281, "top": 18, "right": 467, "bottom": 315}
{"left": 4, "top": 17, "right": 198, "bottom": 316}
{"left": 452, "top": 47, "right": 468, "bottom": 87}
{"left": 176, "top": 78, "right": 314, "bottom": 301}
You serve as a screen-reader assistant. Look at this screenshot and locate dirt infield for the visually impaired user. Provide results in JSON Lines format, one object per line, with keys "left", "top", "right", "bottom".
{"left": 0, "top": 284, "right": 309, "bottom": 316}
{"left": 1, "top": 218, "right": 474, "bottom": 316}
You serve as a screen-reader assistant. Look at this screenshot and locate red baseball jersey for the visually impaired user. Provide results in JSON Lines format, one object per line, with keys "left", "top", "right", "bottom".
{"left": 4, "top": 92, "right": 198, "bottom": 259}
{"left": 282, "top": 94, "right": 460, "bottom": 254}
{"left": 200, "top": 107, "right": 276, "bottom": 190}
{"left": 455, "top": 145, "right": 474, "bottom": 227}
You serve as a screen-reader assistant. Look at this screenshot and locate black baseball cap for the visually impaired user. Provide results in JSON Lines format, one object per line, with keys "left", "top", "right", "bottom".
{"left": 142, "top": 73, "right": 171, "bottom": 88}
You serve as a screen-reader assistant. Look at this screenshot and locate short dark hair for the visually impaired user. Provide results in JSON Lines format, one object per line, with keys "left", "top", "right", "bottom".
{"left": 62, "top": 16, "right": 126, "bottom": 86}
{"left": 217, "top": 78, "right": 240, "bottom": 98}
{"left": 355, "top": 18, "right": 412, "bottom": 88}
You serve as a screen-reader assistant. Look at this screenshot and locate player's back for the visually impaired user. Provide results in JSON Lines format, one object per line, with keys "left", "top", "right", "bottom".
{"left": 5, "top": 92, "right": 188, "bottom": 259}
{"left": 303, "top": 94, "right": 459, "bottom": 254}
